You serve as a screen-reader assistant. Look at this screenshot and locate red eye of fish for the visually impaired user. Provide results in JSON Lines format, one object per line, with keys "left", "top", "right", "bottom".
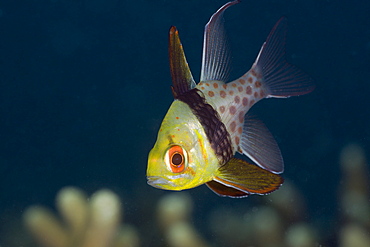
{"left": 166, "top": 145, "right": 186, "bottom": 173}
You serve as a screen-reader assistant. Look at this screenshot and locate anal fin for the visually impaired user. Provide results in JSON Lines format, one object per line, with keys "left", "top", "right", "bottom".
{"left": 206, "top": 180, "right": 250, "bottom": 198}
{"left": 212, "top": 158, "right": 284, "bottom": 196}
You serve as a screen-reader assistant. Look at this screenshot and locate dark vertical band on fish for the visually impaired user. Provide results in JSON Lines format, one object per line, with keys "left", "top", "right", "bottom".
{"left": 176, "top": 89, "right": 233, "bottom": 164}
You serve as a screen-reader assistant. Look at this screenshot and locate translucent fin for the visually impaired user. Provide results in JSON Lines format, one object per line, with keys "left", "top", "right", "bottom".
{"left": 206, "top": 180, "right": 250, "bottom": 198}
{"left": 240, "top": 114, "right": 284, "bottom": 174}
{"left": 169, "top": 26, "right": 196, "bottom": 98}
{"left": 214, "top": 158, "right": 284, "bottom": 195}
{"left": 253, "top": 17, "right": 315, "bottom": 98}
{"left": 200, "top": 0, "right": 240, "bottom": 82}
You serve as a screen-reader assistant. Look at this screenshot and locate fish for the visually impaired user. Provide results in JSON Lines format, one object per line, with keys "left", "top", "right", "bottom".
{"left": 146, "top": 0, "right": 314, "bottom": 198}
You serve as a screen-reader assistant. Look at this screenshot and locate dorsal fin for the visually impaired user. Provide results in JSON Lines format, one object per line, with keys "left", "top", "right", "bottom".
{"left": 200, "top": 0, "right": 240, "bottom": 82}
{"left": 168, "top": 26, "right": 196, "bottom": 98}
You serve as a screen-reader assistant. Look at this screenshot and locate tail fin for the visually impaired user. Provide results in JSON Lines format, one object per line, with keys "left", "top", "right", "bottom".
{"left": 253, "top": 17, "right": 315, "bottom": 98}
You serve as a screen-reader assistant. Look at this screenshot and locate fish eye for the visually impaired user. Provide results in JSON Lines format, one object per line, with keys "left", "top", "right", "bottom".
{"left": 165, "top": 145, "right": 188, "bottom": 173}
{"left": 171, "top": 153, "right": 183, "bottom": 166}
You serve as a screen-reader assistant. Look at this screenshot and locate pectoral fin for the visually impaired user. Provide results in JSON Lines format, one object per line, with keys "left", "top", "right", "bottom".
{"left": 209, "top": 158, "right": 283, "bottom": 197}
{"left": 240, "top": 113, "right": 284, "bottom": 174}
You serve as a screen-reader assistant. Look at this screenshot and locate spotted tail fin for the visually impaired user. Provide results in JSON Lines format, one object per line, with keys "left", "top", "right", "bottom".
{"left": 253, "top": 17, "right": 315, "bottom": 98}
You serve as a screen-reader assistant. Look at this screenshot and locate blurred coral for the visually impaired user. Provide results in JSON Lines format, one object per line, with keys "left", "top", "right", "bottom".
{"left": 23, "top": 187, "right": 139, "bottom": 247}
{"left": 340, "top": 223, "right": 370, "bottom": 247}
{"left": 339, "top": 143, "right": 370, "bottom": 247}
{"left": 339, "top": 143, "right": 370, "bottom": 226}
{"left": 2, "top": 143, "right": 369, "bottom": 247}
{"left": 157, "top": 193, "right": 209, "bottom": 247}
{"left": 207, "top": 182, "right": 319, "bottom": 247}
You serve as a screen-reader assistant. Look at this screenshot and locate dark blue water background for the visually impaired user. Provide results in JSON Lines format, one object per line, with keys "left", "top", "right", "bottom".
{"left": 0, "top": 0, "right": 369, "bottom": 244}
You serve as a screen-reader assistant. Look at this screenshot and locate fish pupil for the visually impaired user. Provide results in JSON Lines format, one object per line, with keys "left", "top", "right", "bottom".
{"left": 172, "top": 153, "right": 183, "bottom": 166}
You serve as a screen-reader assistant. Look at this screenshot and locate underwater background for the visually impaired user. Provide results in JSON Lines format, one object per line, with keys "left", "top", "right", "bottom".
{"left": 0, "top": 0, "right": 369, "bottom": 246}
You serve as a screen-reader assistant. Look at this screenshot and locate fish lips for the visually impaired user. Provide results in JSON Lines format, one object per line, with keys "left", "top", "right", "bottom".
{"left": 147, "top": 174, "right": 190, "bottom": 190}
{"left": 147, "top": 176, "right": 174, "bottom": 188}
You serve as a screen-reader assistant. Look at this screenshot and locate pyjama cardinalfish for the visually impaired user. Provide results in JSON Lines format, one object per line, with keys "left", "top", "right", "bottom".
{"left": 146, "top": 0, "right": 314, "bottom": 198}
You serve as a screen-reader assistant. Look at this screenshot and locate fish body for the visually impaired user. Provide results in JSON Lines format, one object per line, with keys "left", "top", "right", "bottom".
{"left": 147, "top": 0, "right": 314, "bottom": 197}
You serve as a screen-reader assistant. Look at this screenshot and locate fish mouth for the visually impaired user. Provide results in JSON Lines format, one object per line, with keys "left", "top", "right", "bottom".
{"left": 147, "top": 176, "right": 175, "bottom": 189}
{"left": 147, "top": 174, "right": 191, "bottom": 190}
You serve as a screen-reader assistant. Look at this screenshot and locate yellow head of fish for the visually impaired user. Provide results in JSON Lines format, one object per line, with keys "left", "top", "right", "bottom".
{"left": 147, "top": 100, "right": 219, "bottom": 191}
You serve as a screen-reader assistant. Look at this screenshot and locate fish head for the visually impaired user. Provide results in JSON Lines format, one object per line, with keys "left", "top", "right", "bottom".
{"left": 147, "top": 100, "right": 219, "bottom": 191}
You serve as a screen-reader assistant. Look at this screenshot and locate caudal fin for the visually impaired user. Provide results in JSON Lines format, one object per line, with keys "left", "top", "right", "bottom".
{"left": 253, "top": 17, "right": 315, "bottom": 98}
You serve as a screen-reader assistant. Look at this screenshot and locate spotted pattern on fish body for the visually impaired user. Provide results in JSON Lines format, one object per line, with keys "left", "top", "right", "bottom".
{"left": 147, "top": 0, "right": 314, "bottom": 198}
{"left": 198, "top": 68, "right": 267, "bottom": 153}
